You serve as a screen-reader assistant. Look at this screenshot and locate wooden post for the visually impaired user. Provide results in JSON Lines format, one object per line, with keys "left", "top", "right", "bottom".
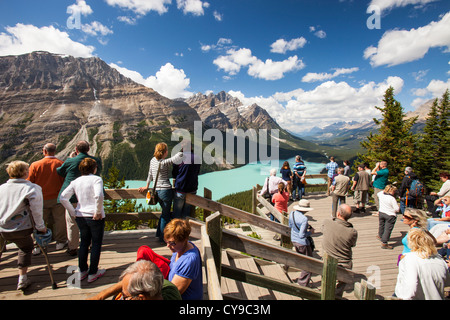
{"left": 252, "top": 186, "right": 257, "bottom": 215}
{"left": 280, "top": 212, "right": 292, "bottom": 249}
{"left": 206, "top": 211, "right": 222, "bottom": 282}
{"left": 354, "top": 279, "right": 376, "bottom": 300}
{"left": 321, "top": 253, "right": 338, "bottom": 300}
{"left": 203, "top": 187, "right": 212, "bottom": 221}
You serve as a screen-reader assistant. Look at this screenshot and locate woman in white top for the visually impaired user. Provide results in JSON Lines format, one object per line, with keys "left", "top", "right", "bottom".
{"left": 60, "top": 158, "right": 105, "bottom": 283}
{"left": 395, "top": 228, "right": 450, "bottom": 300}
{"left": 138, "top": 143, "right": 182, "bottom": 244}
{"left": 377, "top": 185, "right": 400, "bottom": 249}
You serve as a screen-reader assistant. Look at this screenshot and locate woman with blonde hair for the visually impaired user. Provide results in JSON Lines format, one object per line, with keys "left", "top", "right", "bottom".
{"left": 401, "top": 208, "right": 429, "bottom": 255}
{"left": 377, "top": 185, "right": 400, "bottom": 249}
{"left": 394, "top": 228, "right": 450, "bottom": 300}
{"left": 139, "top": 143, "right": 183, "bottom": 244}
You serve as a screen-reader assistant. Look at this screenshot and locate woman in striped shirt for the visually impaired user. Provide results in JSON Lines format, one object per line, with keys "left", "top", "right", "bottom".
{"left": 139, "top": 143, "right": 183, "bottom": 244}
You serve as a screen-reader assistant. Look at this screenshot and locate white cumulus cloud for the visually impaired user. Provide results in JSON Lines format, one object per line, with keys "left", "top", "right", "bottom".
{"left": 176, "top": 0, "right": 209, "bottom": 16}
{"left": 110, "top": 62, "right": 193, "bottom": 99}
{"left": 105, "top": 0, "right": 172, "bottom": 15}
{"left": 368, "top": 0, "right": 439, "bottom": 13}
{"left": 248, "top": 56, "right": 305, "bottom": 81}
{"left": 270, "top": 37, "right": 307, "bottom": 54}
{"left": 229, "top": 76, "right": 404, "bottom": 133}
{"left": 213, "top": 48, "right": 305, "bottom": 80}
{"left": 302, "top": 67, "right": 359, "bottom": 83}
{"left": 67, "top": 0, "right": 93, "bottom": 16}
{"left": 364, "top": 11, "right": 450, "bottom": 67}
{"left": 0, "top": 23, "right": 95, "bottom": 57}
{"left": 82, "top": 21, "right": 113, "bottom": 37}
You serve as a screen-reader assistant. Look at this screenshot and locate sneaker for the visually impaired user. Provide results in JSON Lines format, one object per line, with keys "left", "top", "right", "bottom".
{"left": 78, "top": 270, "right": 89, "bottom": 281}
{"left": 88, "top": 269, "right": 106, "bottom": 283}
{"left": 56, "top": 241, "right": 67, "bottom": 251}
{"left": 32, "top": 247, "right": 41, "bottom": 256}
{"left": 17, "top": 278, "right": 31, "bottom": 291}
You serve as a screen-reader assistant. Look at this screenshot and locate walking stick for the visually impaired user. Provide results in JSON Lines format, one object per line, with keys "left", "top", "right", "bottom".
{"left": 30, "top": 216, "right": 58, "bottom": 290}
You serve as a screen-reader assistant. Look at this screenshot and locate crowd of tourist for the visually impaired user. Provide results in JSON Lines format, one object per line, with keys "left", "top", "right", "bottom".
{"left": 1, "top": 142, "right": 450, "bottom": 300}
{"left": 0, "top": 140, "right": 203, "bottom": 300}
{"left": 260, "top": 155, "right": 450, "bottom": 299}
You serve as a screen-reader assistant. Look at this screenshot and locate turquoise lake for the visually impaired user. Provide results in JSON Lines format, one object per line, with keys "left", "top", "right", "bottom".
{"left": 124, "top": 157, "right": 326, "bottom": 207}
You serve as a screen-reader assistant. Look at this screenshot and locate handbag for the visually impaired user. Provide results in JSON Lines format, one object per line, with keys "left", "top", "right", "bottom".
{"left": 146, "top": 161, "right": 161, "bottom": 206}
{"left": 262, "top": 177, "right": 272, "bottom": 199}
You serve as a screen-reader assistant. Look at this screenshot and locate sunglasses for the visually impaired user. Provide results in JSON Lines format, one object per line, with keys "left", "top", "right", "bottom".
{"left": 165, "top": 240, "right": 177, "bottom": 247}
{"left": 403, "top": 215, "right": 414, "bottom": 220}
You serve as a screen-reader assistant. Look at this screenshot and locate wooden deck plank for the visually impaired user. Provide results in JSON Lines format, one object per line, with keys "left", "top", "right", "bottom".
{"left": 256, "top": 261, "right": 300, "bottom": 300}
{"left": 0, "top": 229, "right": 198, "bottom": 300}
{"left": 246, "top": 192, "right": 410, "bottom": 300}
{"left": 226, "top": 251, "right": 274, "bottom": 300}
{"left": 220, "top": 251, "right": 242, "bottom": 299}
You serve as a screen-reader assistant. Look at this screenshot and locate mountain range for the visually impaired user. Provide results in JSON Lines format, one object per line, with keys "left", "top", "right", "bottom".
{"left": 296, "top": 99, "right": 433, "bottom": 155}
{"left": 0, "top": 51, "right": 327, "bottom": 182}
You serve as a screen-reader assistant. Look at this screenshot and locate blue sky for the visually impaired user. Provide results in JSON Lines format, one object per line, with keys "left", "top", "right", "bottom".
{"left": 0, "top": 0, "right": 449, "bottom": 133}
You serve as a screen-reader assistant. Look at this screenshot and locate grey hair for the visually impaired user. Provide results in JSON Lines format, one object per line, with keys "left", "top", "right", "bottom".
{"left": 120, "top": 260, "right": 164, "bottom": 298}
{"left": 270, "top": 168, "right": 277, "bottom": 176}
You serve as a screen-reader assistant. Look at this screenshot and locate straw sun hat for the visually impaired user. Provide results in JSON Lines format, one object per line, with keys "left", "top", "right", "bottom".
{"left": 293, "top": 199, "right": 314, "bottom": 212}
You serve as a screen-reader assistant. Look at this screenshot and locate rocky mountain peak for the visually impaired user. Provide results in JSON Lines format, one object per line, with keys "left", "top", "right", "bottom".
{"left": 0, "top": 51, "right": 199, "bottom": 177}
{"left": 0, "top": 51, "right": 137, "bottom": 91}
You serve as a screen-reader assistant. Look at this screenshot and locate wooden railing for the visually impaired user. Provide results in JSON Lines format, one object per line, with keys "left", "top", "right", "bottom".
{"left": 103, "top": 187, "right": 375, "bottom": 300}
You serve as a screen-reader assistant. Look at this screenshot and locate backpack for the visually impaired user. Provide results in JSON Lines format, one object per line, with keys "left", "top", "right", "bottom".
{"left": 408, "top": 179, "right": 424, "bottom": 198}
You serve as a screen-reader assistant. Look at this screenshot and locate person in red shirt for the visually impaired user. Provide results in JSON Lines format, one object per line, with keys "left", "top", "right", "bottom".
{"left": 272, "top": 182, "right": 290, "bottom": 220}
{"left": 27, "top": 143, "right": 66, "bottom": 251}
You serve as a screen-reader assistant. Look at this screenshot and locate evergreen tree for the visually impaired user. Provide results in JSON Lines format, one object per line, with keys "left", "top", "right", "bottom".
{"left": 415, "top": 89, "right": 450, "bottom": 191}
{"left": 358, "top": 86, "right": 417, "bottom": 184}
{"left": 103, "top": 164, "right": 142, "bottom": 230}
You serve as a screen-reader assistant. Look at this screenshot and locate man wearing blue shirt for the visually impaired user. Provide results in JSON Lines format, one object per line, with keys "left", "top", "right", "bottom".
{"left": 292, "top": 155, "right": 307, "bottom": 200}
{"left": 326, "top": 157, "right": 339, "bottom": 196}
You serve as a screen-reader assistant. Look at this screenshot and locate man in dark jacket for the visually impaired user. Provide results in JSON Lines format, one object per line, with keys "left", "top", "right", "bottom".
{"left": 172, "top": 148, "right": 201, "bottom": 219}
{"left": 398, "top": 167, "right": 420, "bottom": 214}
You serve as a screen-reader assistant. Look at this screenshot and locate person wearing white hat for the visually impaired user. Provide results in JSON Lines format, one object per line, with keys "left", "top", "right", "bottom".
{"left": 288, "top": 199, "right": 315, "bottom": 287}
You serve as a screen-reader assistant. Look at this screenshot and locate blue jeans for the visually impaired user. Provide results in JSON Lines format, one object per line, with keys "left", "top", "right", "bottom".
{"left": 292, "top": 182, "right": 305, "bottom": 200}
{"left": 400, "top": 198, "right": 416, "bottom": 214}
{"left": 76, "top": 217, "right": 104, "bottom": 275}
{"left": 156, "top": 189, "right": 174, "bottom": 242}
{"left": 173, "top": 191, "right": 194, "bottom": 219}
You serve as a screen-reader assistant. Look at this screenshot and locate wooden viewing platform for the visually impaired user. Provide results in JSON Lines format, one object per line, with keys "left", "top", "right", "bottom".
{"left": 0, "top": 187, "right": 414, "bottom": 300}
